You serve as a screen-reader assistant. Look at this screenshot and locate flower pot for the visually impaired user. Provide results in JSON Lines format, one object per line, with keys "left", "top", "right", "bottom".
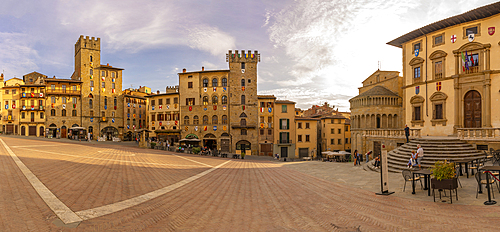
{"left": 431, "top": 178, "right": 458, "bottom": 190}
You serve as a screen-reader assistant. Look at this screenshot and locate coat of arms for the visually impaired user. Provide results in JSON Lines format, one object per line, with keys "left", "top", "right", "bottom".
{"left": 415, "top": 86, "right": 420, "bottom": 95}
{"left": 414, "top": 49, "right": 419, "bottom": 57}
{"left": 468, "top": 33, "right": 475, "bottom": 42}
{"left": 489, "top": 27, "right": 495, "bottom": 35}
{"left": 436, "top": 82, "right": 442, "bottom": 91}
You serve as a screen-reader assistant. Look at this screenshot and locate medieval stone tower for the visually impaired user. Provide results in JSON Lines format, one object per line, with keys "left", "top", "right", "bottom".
{"left": 74, "top": 35, "right": 124, "bottom": 139}
{"left": 227, "top": 50, "right": 260, "bottom": 155}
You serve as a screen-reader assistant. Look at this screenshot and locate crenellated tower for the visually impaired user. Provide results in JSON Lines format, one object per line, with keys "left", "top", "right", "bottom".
{"left": 74, "top": 36, "right": 101, "bottom": 81}
{"left": 227, "top": 50, "right": 260, "bottom": 155}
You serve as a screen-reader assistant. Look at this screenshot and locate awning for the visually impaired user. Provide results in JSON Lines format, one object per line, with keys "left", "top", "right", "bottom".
{"left": 48, "top": 127, "right": 58, "bottom": 129}
{"left": 179, "top": 138, "right": 201, "bottom": 142}
{"left": 69, "top": 127, "right": 86, "bottom": 130}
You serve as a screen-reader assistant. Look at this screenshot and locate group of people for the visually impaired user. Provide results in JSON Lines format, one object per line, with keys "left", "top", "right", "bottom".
{"left": 407, "top": 144, "right": 424, "bottom": 169}
{"left": 353, "top": 150, "right": 373, "bottom": 166}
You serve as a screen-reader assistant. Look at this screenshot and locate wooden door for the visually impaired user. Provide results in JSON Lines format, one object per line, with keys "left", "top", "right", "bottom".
{"left": 21, "top": 126, "right": 25, "bottom": 136}
{"left": 221, "top": 139, "right": 230, "bottom": 152}
{"left": 464, "top": 90, "right": 481, "bottom": 128}
{"left": 373, "top": 141, "right": 381, "bottom": 158}
{"left": 61, "top": 128, "right": 67, "bottom": 138}
{"left": 29, "top": 126, "right": 36, "bottom": 136}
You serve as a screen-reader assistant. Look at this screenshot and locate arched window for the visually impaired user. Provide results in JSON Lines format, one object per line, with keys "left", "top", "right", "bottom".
{"left": 212, "top": 115, "right": 218, "bottom": 124}
{"left": 89, "top": 99, "right": 93, "bottom": 108}
{"left": 51, "top": 109, "right": 56, "bottom": 116}
{"left": 114, "top": 97, "right": 117, "bottom": 106}
{"left": 222, "top": 78, "right": 227, "bottom": 86}
{"left": 90, "top": 55, "right": 93, "bottom": 62}
{"left": 212, "top": 95, "right": 218, "bottom": 104}
{"left": 222, "top": 95, "right": 228, "bottom": 104}
{"left": 127, "top": 119, "right": 130, "bottom": 125}
{"left": 241, "top": 95, "right": 245, "bottom": 105}
{"left": 241, "top": 79, "right": 245, "bottom": 87}
{"left": 184, "top": 116, "right": 189, "bottom": 125}
{"left": 203, "top": 79, "right": 209, "bottom": 87}
{"left": 222, "top": 115, "right": 228, "bottom": 124}
{"left": 104, "top": 97, "right": 107, "bottom": 107}
{"left": 212, "top": 78, "right": 218, "bottom": 87}
{"left": 240, "top": 119, "right": 246, "bottom": 126}
{"left": 72, "top": 110, "right": 77, "bottom": 116}
{"left": 203, "top": 96, "right": 209, "bottom": 105}
{"left": 193, "top": 115, "right": 199, "bottom": 124}
{"left": 90, "top": 69, "right": 93, "bottom": 75}
{"left": 203, "top": 115, "right": 209, "bottom": 124}
{"left": 62, "top": 109, "right": 66, "bottom": 116}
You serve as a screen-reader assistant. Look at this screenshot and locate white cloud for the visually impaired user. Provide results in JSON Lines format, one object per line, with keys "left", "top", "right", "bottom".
{"left": 0, "top": 32, "right": 39, "bottom": 78}
{"left": 187, "top": 26, "right": 236, "bottom": 57}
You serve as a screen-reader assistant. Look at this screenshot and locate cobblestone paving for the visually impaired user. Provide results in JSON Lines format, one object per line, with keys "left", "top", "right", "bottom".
{"left": 1, "top": 136, "right": 500, "bottom": 231}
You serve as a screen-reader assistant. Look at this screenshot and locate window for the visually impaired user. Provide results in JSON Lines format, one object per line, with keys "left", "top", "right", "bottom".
{"left": 222, "top": 115, "right": 227, "bottom": 124}
{"left": 186, "top": 98, "right": 195, "bottom": 105}
{"left": 90, "top": 110, "right": 93, "bottom": 117}
{"left": 102, "top": 82, "right": 105, "bottom": 88}
{"left": 467, "top": 53, "right": 479, "bottom": 69}
{"left": 241, "top": 129, "right": 247, "bottom": 135}
{"left": 159, "top": 99, "right": 163, "bottom": 105}
{"left": 413, "top": 43, "right": 420, "bottom": 52}
{"left": 89, "top": 99, "right": 93, "bottom": 108}
{"left": 432, "top": 33, "right": 444, "bottom": 47}
{"left": 73, "top": 97, "right": 77, "bottom": 104}
{"left": 330, "top": 139, "right": 334, "bottom": 145}
{"left": 203, "top": 79, "right": 208, "bottom": 87}
{"left": 51, "top": 109, "right": 55, "bottom": 116}
{"left": 280, "top": 119, "right": 289, "bottom": 130}
{"left": 414, "top": 106, "right": 421, "bottom": 121}
{"left": 260, "top": 102, "right": 265, "bottom": 107}
{"left": 102, "top": 111, "right": 105, "bottom": 117}
{"left": 174, "top": 97, "right": 178, "bottom": 104}
{"left": 72, "top": 110, "right": 77, "bottom": 116}
{"left": 248, "top": 79, "right": 251, "bottom": 83}
{"left": 414, "top": 67, "right": 421, "bottom": 79}
{"left": 240, "top": 119, "right": 246, "bottom": 126}
{"left": 222, "top": 78, "right": 227, "bottom": 86}
{"left": 222, "top": 95, "right": 228, "bottom": 104}
{"left": 90, "top": 80, "right": 94, "bottom": 87}
{"left": 345, "top": 126, "right": 349, "bottom": 132}
{"left": 434, "top": 61, "right": 443, "bottom": 79}
{"left": 466, "top": 26, "right": 478, "bottom": 36}
{"left": 4, "top": 90, "right": 8, "bottom": 94}
{"left": 166, "top": 98, "right": 171, "bottom": 104}
{"left": 298, "top": 122, "right": 302, "bottom": 129}
{"left": 305, "top": 135, "right": 310, "bottom": 142}
{"left": 72, "top": 86, "right": 77, "bottom": 91}
{"left": 282, "top": 105, "right": 287, "bottom": 113}
{"left": 212, "top": 78, "right": 218, "bottom": 87}
{"left": 40, "top": 112, "right": 44, "bottom": 119}
{"left": 241, "top": 79, "right": 245, "bottom": 87}
{"left": 112, "top": 83, "right": 115, "bottom": 89}
{"left": 260, "top": 129, "right": 264, "bottom": 135}
{"left": 151, "top": 100, "right": 155, "bottom": 106}
{"left": 188, "top": 75, "right": 192, "bottom": 78}
{"left": 114, "top": 97, "right": 117, "bottom": 106}
{"left": 193, "top": 116, "right": 199, "bottom": 124}
{"left": 241, "top": 95, "right": 245, "bottom": 105}
{"left": 298, "top": 135, "right": 302, "bottom": 142}
{"left": 104, "top": 97, "right": 107, "bottom": 107}
{"left": 430, "top": 50, "right": 446, "bottom": 80}
{"left": 260, "top": 116, "right": 264, "bottom": 122}
{"left": 184, "top": 116, "right": 189, "bottom": 125}
{"left": 188, "top": 82, "right": 193, "bottom": 88}
{"left": 331, "top": 128, "right": 334, "bottom": 134}
{"left": 203, "top": 115, "right": 208, "bottom": 124}
{"left": 241, "top": 62, "right": 245, "bottom": 69}
{"left": 346, "top": 138, "right": 349, "bottom": 144}
{"left": 203, "top": 96, "right": 209, "bottom": 105}
{"left": 212, "top": 115, "right": 218, "bottom": 124}
{"left": 305, "top": 123, "right": 310, "bottom": 129}
{"left": 51, "top": 84, "right": 55, "bottom": 90}
{"left": 21, "top": 112, "right": 25, "bottom": 119}
{"left": 90, "top": 69, "right": 93, "bottom": 75}
{"left": 101, "top": 71, "right": 106, "bottom": 76}
{"left": 338, "top": 128, "right": 341, "bottom": 134}
{"left": 268, "top": 129, "right": 272, "bottom": 135}
{"left": 62, "top": 109, "right": 66, "bottom": 116}
{"left": 62, "top": 97, "right": 67, "bottom": 104}
{"left": 212, "top": 95, "right": 218, "bottom": 104}
{"left": 12, "top": 90, "right": 16, "bottom": 94}
{"left": 112, "top": 72, "right": 115, "bottom": 78}
{"left": 338, "top": 139, "right": 342, "bottom": 145}
{"left": 430, "top": 92, "right": 448, "bottom": 126}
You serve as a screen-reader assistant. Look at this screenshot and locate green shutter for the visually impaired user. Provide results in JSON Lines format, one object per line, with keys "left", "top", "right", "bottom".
{"left": 287, "top": 132, "right": 289, "bottom": 143}
{"left": 279, "top": 119, "right": 282, "bottom": 129}
{"left": 287, "top": 119, "right": 289, "bottom": 130}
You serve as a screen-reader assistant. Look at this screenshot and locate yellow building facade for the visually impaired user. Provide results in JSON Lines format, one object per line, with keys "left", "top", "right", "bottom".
{"left": 146, "top": 89, "right": 180, "bottom": 144}
{"left": 258, "top": 95, "right": 275, "bottom": 156}
{"left": 45, "top": 78, "right": 82, "bottom": 138}
{"left": 274, "top": 100, "right": 296, "bottom": 159}
{"left": 320, "top": 115, "right": 351, "bottom": 152}
{"left": 295, "top": 117, "right": 319, "bottom": 158}
{"left": 388, "top": 2, "right": 500, "bottom": 145}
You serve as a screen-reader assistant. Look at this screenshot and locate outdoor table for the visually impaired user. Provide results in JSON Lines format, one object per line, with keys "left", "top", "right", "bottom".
{"left": 327, "top": 154, "right": 344, "bottom": 162}
{"left": 454, "top": 158, "right": 480, "bottom": 178}
{"left": 412, "top": 169, "right": 431, "bottom": 196}
{"left": 478, "top": 166, "right": 500, "bottom": 205}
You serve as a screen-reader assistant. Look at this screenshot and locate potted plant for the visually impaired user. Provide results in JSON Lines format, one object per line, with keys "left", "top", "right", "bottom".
{"left": 430, "top": 160, "right": 458, "bottom": 190}
{"left": 150, "top": 142, "right": 156, "bottom": 149}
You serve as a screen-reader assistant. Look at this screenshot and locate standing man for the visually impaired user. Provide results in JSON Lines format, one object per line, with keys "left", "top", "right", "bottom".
{"left": 404, "top": 125, "right": 410, "bottom": 143}
{"left": 416, "top": 144, "right": 424, "bottom": 170}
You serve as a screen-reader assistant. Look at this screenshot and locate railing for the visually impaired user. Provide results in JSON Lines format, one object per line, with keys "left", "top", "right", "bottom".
{"left": 434, "top": 73, "right": 443, "bottom": 79}
{"left": 464, "top": 66, "right": 479, "bottom": 74}
{"left": 457, "top": 128, "right": 500, "bottom": 140}
{"left": 277, "top": 139, "right": 292, "bottom": 144}
{"left": 2, "top": 116, "right": 14, "bottom": 121}
{"left": 46, "top": 89, "right": 81, "bottom": 95}
{"left": 361, "top": 129, "right": 421, "bottom": 138}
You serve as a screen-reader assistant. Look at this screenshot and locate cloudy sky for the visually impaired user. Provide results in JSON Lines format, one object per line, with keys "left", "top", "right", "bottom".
{"left": 0, "top": 0, "right": 496, "bottom": 110}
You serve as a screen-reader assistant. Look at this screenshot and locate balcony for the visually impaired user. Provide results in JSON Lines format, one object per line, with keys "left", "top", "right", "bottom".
{"left": 464, "top": 66, "right": 479, "bottom": 75}
{"left": 434, "top": 72, "right": 443, "bottom": 79}
{"left": 2, "top": 116, "right": 14, "bottom": 121}
{"left": 277, "top": 139, "right": 292, "bottom": 144}
{"left": 21, "top": 92, "right": 44, "bottom": 98}
{"left": 231, "top": 123, "right": 256, "bottom": 129}
{"left": 20, "top": 106, "right": 44, "bottom": 111}
{"left": 46, "top": 89, "right": 81, "bottom": 96}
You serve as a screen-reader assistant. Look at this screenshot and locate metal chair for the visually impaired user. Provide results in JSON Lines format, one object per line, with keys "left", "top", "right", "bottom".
{"left": 402, "top": 170, "right": 422, "bottom": 192}
{"left": 475, "top": 172, "right": 496, "bottom": 199}
{"left": 455, "top": 166, "right": 462, "bottom": 188}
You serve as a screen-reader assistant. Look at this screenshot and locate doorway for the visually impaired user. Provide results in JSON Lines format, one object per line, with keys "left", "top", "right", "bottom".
{"left": 464, "top": 90, "right": 481, "bottom": 128}
{"left": 61, "top": 126, "right": 67, "bottom": 138}
{"left": 203, "top": 139, "right": 217, "bottom": 150}
{"left": 373, "top": 141, "right": 381, "bottom": 158}
{"left": 280, "top": 147, "right": 288, "bottom": 158}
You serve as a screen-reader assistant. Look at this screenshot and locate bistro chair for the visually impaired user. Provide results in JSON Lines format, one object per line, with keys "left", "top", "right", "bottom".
{"left": 475, "top": 172, "right": 496, "bottom": 199}
{"left": 455, "top": 166, "right": 462, "bottom": 188}
{"left": 402, "top": 170, "right": 422, "bottom": 192}
{"left": 469, "top": 158, "right": 483, "bottom": 175}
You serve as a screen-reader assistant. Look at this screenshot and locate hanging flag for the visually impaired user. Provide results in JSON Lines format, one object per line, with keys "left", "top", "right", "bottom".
{"left": 39, "top": 93, "right": 44, "bottom": 98}
{"left": 63, "top": 104, "right": 66, "bottom": 109}
{"left": 152, "top": 106, "right": 155, "bottom": 110}
{"left": 114, "top": 106, "right": 117, "bottom": 110}
{"left": 23, "top": 105, "right": 26, "bottom": 110}
{"left": 204, "top": 88, "right": 207, "bottom": 92}
{"left": 468, "top": 33, "right": 475, "bottom": 42}
{"left": 51, "top": 103, "right": 54, "bottom": 108}
{"left": 223, "top": 105, "right": 226, "bottom": 110}
{"left": 127, "top": 125, "right": 130, "bottom": 129}
{"left": 166, "top": 105, "right": 170, "bottom": 109}
{"left": 127, "top": 113, "right": 130, "bottom": 118}
{"left": 415, "top": 86, "right": 420, "bottom": 94}
{"left": 112, "top": 118, "right": 115, "bottom": 123}
{"left": 414, "top": 49, "right": 419, "bottom": 57}
{"left": 104, "top": 105, "right": 107, "bottom": 110}
{"left": 133, "top": 114, "right": 136, "bottom": 118}
{"left": 242, "top": 105, "right": 245, "bottom": 110}
{"left": 101, "top": 76, "right": 105, "bottom": 81}
{"left": 260, "top": 107, "right": 264, "bottom": 113}
{"left": 451, "top": 35, "right": 457, "bottom": 43}
{"left": 73, "top": 104, "right": 76, "bottom": 108}
{"left": 189, "top": 106, "right": 192, "bottom": 111}
{"left": 112, "top": 89, "right": 115, "bottom": 93}
{"left": 102, "top": 88, "right": 105, "bottom": 92}
{"left": 90, "top": 117, "right": 94, "bottom": 122}
{"left": 31, "top": 105, "right": 34, "bottom": 110}
{"left": 22, "top": 93, "right": 26, "bottom": 97}
{"left": 159, "top": 105, "right": 162, "bottom": 109}
{"left": 175, "top": 121, "right": 178, "bottom": 125}
{"left": 436, "top": 82, "right": 442, "bottom": 91}
{"left": 213, "top": 126, "right": 217, "bottom": 131}
{"left": 127, "top": 103, "right": 130, "bottom": 107}
{"left": 260, "top": 123, "right": 264, "bottom": 128}
{"left": 204, "top": 107, "right": 207, "bottom": 111}
{"left": 268, "top": 108, "right": 272, "bottom": 113}
{"left": 213, "top": 87, "right": 217, "bottom": 92}
{"left": 90, "top": 87, "right": 94, "bottom": 91}
{"left": 174, "top": 104, "right": 178, "bottom": 109}
{"left": 159, "top": 121, "right": 162, "bottom": 126}
{"left": 12, "top": 104, "right": 16, "bottom": 109}
{"left": 185, "top": 126, "right": 188, "bottom": 131}
{"left": 204, "top": 126, "right": 207, "bottom": 131}
{"left": 461, "top": 52, "right": 466, "bottom": 72}
{"left": 470, "top": 55, "right": 474, "bottom": 67}
{"left": 195, "top": 126, "right": 198, "bottom": 131}
{"left": 223, "top": 87, "right": 226, "bottom": 92}
{"left": 223, "top": 126, "right": 227, "bottom": 131}
{"left": 90, "top": 75, "right": 93, "bottom": 79}
{"left": 242, "top": 86, "right": 245, "bottom": 91}
{"left": 213, "top": 105, "right": 217, "bottom": 110}
{"left": 5, "top": 105, "right": 8, "bottom": 109}
{"left": 465, "top": 50, "right": 470, "bottom": 70}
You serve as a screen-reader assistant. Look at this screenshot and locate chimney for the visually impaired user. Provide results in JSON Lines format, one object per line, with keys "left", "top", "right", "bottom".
{"left": 107, "top": 63, "right": 109, "bottom": 66}
{"left": 157, "top": 90, "right": 160, "bottom": 94}
{"left": 183, "top": 68, "right": 186, "bottom": 73}
{"left": 202, "top": 66, "right": 204, "bottom": 71}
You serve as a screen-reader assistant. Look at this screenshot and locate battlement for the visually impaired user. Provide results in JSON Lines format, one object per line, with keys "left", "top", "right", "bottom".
{"left": 166, "top": 85, "right": 179, "bottom": 93}
{"left": 226, "top": 50, "right": 260, "bottom": 63}
{"left": 75, "top": 35, "right": 101, "bottom": 54}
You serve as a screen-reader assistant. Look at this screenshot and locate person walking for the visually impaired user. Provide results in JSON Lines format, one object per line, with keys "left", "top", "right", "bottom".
{"left": 404, "top": 124, "right": 410, "bottom": 143}
{"left": 353, "top": 150, "right": 358, "bottom": 166}
{"left": 416, "top": 144, "right": 424, "bottom": 170}
{"left": 365, "top": 151, "right": 372, "bottom": 163}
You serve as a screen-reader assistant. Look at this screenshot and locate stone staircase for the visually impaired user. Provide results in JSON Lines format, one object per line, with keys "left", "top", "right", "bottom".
{"left": 366, "top": 137, "right": 485, "bottom": 173}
